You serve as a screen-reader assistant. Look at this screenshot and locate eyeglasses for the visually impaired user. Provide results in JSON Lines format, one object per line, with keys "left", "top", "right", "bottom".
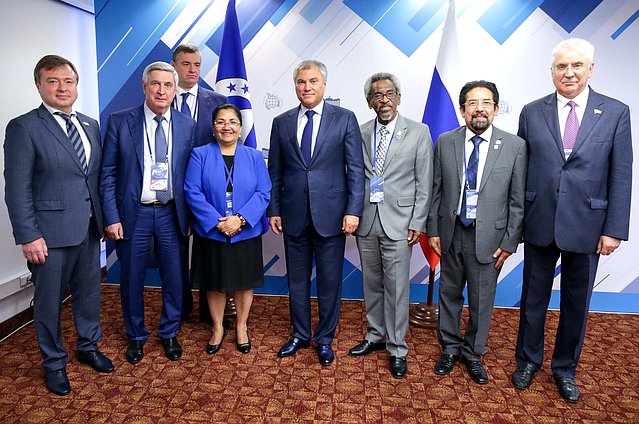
{"left": 464, "top": 99, "right": 495, "bottom": 110}
{"left": 214, "top": 120, "right": 241, "bottom": 128}
{"left": 371, "top": 91, "right": 398, "bottom": 101}
{"left": 553, "top": 62, "right": 587, "bottom": 72}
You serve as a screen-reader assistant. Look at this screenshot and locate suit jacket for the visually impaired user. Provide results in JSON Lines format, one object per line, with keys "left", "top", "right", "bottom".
{"left": 185, "top": 142, "right": 271, "bottom": 242}
{"left": 193, "top": 86, "right": 227, "bottom": 147}
{"left": 427, "top": 126, "right": 527, "bottom": 263}
{"left": 267, "top": 102, "right": 365, "bottom": 237}
{"left": 4, "top": 104, "right": 103, "bottom": 248}
{"left": 356, "top": 114, "right": 434, "bottom": 240}
{"left": 100, "top": 105, "right": 196, "bottom": 238}
{"left": 518, "top": 88, "right": 632, "bottom": 253}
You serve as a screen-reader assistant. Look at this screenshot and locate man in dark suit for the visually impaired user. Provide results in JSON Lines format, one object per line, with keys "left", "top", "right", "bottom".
{"left": 268, "top": 60, "right": 364, "bottom": 365}
{"left": 100, "top": 62, "right": 196, "bottom": 364}
{"left": 4, "top": 55, "right": 113, "bottom": 395}
{"left": 427, "top": 81, "right": 526, "bottom": 385}
{"left": 513, "top": 38, "right": 633, "bottom": 403}
{"left": 349, "top": 73, "right": 433, "bottom": 379}
{"left": 171, "top": 43, "right": 227, "bottom": 321}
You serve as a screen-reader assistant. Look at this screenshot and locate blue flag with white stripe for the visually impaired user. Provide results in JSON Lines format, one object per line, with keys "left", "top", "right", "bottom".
{"left": 216, "top": 0, "right": 257, "bottom": 148}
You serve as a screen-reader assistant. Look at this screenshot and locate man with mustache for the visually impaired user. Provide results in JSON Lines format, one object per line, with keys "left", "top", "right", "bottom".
{"left": 100, "top": 62, "right": 196, "bottom": 363}
{"left": 427, "top": 80, "right": 526, "bottom": 384}
{"left": 512, "top": 38, "right": 632, "bottom": 403}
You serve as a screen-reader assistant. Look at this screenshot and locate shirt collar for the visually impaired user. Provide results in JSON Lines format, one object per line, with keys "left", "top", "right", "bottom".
{"left": 144, "top": 103, "right": 172, "bottom": 122}
{"left": 376, "top": 114, "right": 398, "bottom": 137}
{"left": 176, "top": 84, "right": 198, "bottom": 97}
{"left": 299, "top": 100, "right": 324, "bottom": 118}
{"left": 42, "top": 102, "right": 75, "bottom": 117}
{"left": 465, "top": 125, "right": 493, "bottom": 144}
{"left": 557, "top": 86, "right": 590, "bottom": 109}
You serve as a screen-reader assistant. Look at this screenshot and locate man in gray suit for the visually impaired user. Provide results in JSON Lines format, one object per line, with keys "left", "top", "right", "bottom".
{"left": 512, "top": 38, "right": 632, "bottom": 403}
{"left": 348, "top": 73, "right": 433, "bottom": 379}
{"left": 427, "top": 80, "right": 526, "bottom": 384}
{"left": 4, "top": 55, "right": 113, "bottom": 396}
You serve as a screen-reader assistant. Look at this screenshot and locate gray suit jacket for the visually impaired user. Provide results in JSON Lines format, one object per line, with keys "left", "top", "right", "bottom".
{"left": 427, "top": 125, "right": 527, "bottom": 263}
{"left": 356, "top": 114, "right": 434, "bottom": 240}
{"left": 4, "top": 104, "right": 103, "bottom": 248}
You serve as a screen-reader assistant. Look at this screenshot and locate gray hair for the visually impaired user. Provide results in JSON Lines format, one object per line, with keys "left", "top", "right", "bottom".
{"left": 142, "top": 61, "right": 178, "bottom": 86}
{"left": 293, "top": 60, "right": 328, "bottom": 82}
{"left": 551, "top": 38, "right": 595, "bottom": 65}
{"left": 364, "top": 72, "right": 401, "bottom": 101}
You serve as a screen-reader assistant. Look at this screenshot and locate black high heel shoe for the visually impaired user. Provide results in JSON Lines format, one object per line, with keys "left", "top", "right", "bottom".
{"left": 236, "top": 330, "right": 251, "bottom": 354}
{"left": 205, "top": 328, "right": 226, "bottom": 355}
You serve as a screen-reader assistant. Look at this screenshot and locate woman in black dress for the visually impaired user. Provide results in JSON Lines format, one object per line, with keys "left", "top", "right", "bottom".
{"left": 185, "top": 104, "right": 271, "bottom": 354}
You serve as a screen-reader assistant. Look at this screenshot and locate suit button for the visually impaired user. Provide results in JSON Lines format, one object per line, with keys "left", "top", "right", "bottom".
{"left": 556, "top": 189, "right": 559, "bottom": 193}
{"left": 85, "top": 198, "right": 90, "bottom": 202}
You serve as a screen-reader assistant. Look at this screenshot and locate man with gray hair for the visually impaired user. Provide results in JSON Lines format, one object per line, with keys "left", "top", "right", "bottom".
{"left": 100, "top": 61, "right": 196, "bottom": 363}
{"left": 513, "top": 38, "right": 632, "bottom": 403}
{"left": 268, "top": 60, "right": 364, "bottom": 365}
{"left": 348, "top": 73, "right": 433, "bottom": 378}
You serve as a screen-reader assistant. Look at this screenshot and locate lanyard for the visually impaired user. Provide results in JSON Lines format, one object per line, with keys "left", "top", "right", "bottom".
{"left": 223, "top": 157, "right": 234, "bottom": 190}
{"left": 143, "top": 116, "right": 172, "bottom": 163}
{"left": 172, "top": 93, "right": 199, "bottom": 120}
{"left": 372, "top": 120, "right": 395, "bottom": 173}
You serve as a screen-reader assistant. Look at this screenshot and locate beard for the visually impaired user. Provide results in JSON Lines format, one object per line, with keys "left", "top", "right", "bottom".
{"left": 470, "top": 111, "right": 490, "bottom": 131}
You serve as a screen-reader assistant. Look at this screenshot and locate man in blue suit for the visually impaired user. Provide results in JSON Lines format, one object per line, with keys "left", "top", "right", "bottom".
{"left": 171, "top": 43, "right": 227, "bottom": 321}
{"left": 100, "top": 62, "right": 196, "bottom": 364}
{"left": 268, "top": 60, "right": 365, "bottom": 365}
{"left": 4, "top": 55, "right": 113, "bottom": 395}
{"left": 512, "top": 38, "right": 633, "bottom": 403}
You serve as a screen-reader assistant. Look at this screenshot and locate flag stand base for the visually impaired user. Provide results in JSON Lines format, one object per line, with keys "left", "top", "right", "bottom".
{"left": 409, "top": 268, "right": 438, "bottom": 329}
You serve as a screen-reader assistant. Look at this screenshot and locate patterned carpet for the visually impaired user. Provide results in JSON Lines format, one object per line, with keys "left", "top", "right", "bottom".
{"left": 0, "top": 285, "right": 638, "bottom": 423}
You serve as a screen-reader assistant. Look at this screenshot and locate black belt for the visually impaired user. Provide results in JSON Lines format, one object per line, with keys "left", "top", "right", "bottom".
{"left": 141, "top": 199, "right": 174, "bottom": 208}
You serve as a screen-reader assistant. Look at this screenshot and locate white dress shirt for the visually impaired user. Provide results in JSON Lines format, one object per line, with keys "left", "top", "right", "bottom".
{"left": 43, "top": 102, "right": 92, "bottom": 164}
{"left": 297, "top": 100, "right": 325, "bottom": 156}
{"left": 175, "top": 84, "right": 199, "bottom": 121}
{"left": 557, "top": 86, "right": 589, "bottom": 140}
{"left": 141, "top": 105, "right": 173, "bottom": 203}
{"left": 456, "top": 125, "right": 493, "bottom": 215}
{"left": 370, "top": 114, "right": 398, "bottom": 173}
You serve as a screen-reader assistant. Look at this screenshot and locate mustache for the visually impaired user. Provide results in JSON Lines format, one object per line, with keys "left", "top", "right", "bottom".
{"left": 472, "top": 111, "right": 488, "bottom": 119}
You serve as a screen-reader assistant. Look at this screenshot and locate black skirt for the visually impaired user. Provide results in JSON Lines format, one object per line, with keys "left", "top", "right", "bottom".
{"left": 191, "top": 233, "right": 264, "bottom": 293}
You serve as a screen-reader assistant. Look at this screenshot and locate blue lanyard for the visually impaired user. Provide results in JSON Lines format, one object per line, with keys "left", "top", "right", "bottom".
{"left": 372, "top": 120, "right": 395, "bottom": 173}
{"left": 143, "top": 115, "right": 172, "bottom": 163}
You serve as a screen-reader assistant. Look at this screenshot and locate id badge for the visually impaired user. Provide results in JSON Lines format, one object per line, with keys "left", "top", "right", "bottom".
{"left": 150, "top": 162, "right": 169, "bottom": 191}
{"left": 465, "top": 189, "right": 478, "bottom": 220}
{"left": 225, "top": 191, "right": 233, "bottom": 216}
{"left": 370, "top": 177, "right": 384, "bottom": 203}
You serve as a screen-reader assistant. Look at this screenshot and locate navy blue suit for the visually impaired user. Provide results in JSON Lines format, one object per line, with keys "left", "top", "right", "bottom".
{"left": 516, "top": 88, "right": 632, "bottom": 378}
{"left": 100, "top": 105, "right": 195, "bottom": 340}
{"left": 4, "top": 104, "right": 104, "bottom": 372}
{"left": 267, "top": 102, "right": 364, "bottom": 344}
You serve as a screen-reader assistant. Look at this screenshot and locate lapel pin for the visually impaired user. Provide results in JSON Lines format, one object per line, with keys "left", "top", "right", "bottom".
{"left": 594, "top": 109, "right": 602, "bottom": 115}
{"left": 82, "top": 121, "right": 90, "bottom": 126}
{"left": 493, "top": 145, "right": 499, "bottom": 149}
{"left": 395, "top": 130, "right": 402, "bottom": 140}
{"left": 495, "top": 140, "right": 502, "bottom": 145}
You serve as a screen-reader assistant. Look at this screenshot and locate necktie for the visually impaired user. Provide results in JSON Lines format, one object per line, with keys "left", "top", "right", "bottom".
{"left": 460, "top": 135, "right": 483, "bottom": 227}
{"left": 300, "top": 110, "right": 315, "bottom": 165}
{"left": 180, "top": 92, "right": 192, "bottom": 118}
{"left": 563, "top": 100, "right": 579, "bottom": 150}
{"left": 56, "top": 112, "right": 87, "bottom": 173}
{"left": 374, "top": 126, "right": 390, "bottom": 175}
{"left": 154, "top": 115, "right": 171, "bottom": 204}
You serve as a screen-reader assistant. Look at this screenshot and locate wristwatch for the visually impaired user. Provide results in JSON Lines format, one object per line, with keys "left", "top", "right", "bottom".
{"left": 236, "top": 213, "right": 247, "bottom": 227}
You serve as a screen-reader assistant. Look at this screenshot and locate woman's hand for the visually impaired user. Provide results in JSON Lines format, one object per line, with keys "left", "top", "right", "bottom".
{"left": 217, "top": 215, "right": 243, "bottom": 236}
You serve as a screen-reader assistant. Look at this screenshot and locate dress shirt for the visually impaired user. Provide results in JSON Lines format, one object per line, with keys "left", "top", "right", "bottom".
{"left": 42, "top": 102, "right": 91, "bottom": 164}
{"left": 175, "top": 84, "right": 199, "bottom": 120}
{"left": 141, "top": 105, "right": 173, "bottom": 203}
{"left": 297, "top": 100, "right": 324, "bottom": 156}
{"left": 456, "top": 125, "right": 493, "bottom": 215}
{"left": 370, "top": 114, "right": 398, "bottom": 167}
{"left": 557, "top": 86, "right": 589, "bottom": 140}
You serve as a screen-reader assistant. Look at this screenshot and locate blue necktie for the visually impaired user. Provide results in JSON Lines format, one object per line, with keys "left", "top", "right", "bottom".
{"left": 300, "top": 110, "right": 315, "bottom": 166}
{"left": 460, "top": 135, "right": 483, "bottom": 227}
{"left": 154, "top": 115, "right": 171, "bottom": 204}
{"left": 56, "top": 112, "right": 88, "bottom": 174}
{"left": 180, "top": 92, "right": 192, "bottom": 118}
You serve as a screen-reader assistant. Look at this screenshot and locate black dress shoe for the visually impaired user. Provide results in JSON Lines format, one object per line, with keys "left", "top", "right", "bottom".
{"left": 45, "top": 368, "right": 70, "bottom": 396}
{"left": 206, "top": 329, "right": 226, "bottom": 355}
{"left": 434, "top": 353, "right": 459, "bottom": 375}
{"left": 348, "top": 340, "right": 386, "bottom": 357}
{"left": 160, "top": 337, "right": 182, "bottom": 361}
{"left": 389, "top": 356, "right": 407, "bottom": 379}
{"left": 77, "top": 350, "right": 114, "bottom": 373}
{"left": 317, "top": 344, "right": 334, "bottom": 366}
{"left": 512, "top": 363, "right": 537, "bottom": 390}
{"left": 277, "top": 337, "right": 310, "bottom": 358}
{"left": 463, "top": 357, "right": 489, "bottom": 384}
{"left": 554, "top": 376, "right": 580, "bottom": 403}
{"left": 125, "top": 340, "right": 145, "bottom": 364}
{"left": 236, "top": 334, "right": 251, "bottom": 354}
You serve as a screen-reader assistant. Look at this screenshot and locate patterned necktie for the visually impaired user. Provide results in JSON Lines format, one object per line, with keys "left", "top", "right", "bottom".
{"left": 154, "top": 115, "right": 171, "bottom": 204}
{"left": 460, "top": 135, "right": 483, "bottom": 227}
{"left": 563, "top": 100, "right": 579, "bottom": 150}
{"left": 374, "top": 126, "right": 390, "bottom": 175}
{"left": 180, "top": 92, "right": 192, "bottom": 118}
{"left": 300, "top": 110, "right": 315, "bottom": 165}
{"left": 56, "top": 112, "right": 87, "bottom": 173}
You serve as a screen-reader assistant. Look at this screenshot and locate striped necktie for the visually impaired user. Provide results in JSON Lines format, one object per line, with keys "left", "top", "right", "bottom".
{"left": 154, "top": 115, "right": 171, "bottom": 204}
{"left": 56, "top": 112, "right": 87, "bottom": 173}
